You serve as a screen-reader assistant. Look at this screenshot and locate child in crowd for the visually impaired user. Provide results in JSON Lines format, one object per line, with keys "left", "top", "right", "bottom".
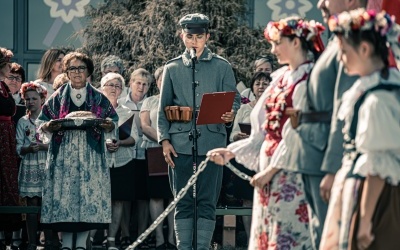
{"left": 16, "top": 82, "right": 50, "bottom": 250}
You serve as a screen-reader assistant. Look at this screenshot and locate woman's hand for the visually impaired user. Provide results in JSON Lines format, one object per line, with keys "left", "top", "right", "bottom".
{"left": 233, "top": 132, "right": 249, "bottom": 141}
{"left": 29, "top": 142, "right": 40, "bottom": 153}
{"left": 207, "top": 148, "right": 235, "bottom": 166}
{"left": 221, "top": 109, "right": 235, "bottom": 123}
{"left": 250, "top": 168, "right": 279, "bottom": 189}
{"left": 357, "top": 219, "right": 374, "bottom": 250}
{"left": 37, "top": 142, "right": 49, "bottom": 151}
{"left": 98, "top": 120, "right": 115, "bottom": 132}
{"left": 43, "top": 120, "right": 62, "bottom": 133}
{"left": 106, "top": 139, "right": 120, "bottom": 152}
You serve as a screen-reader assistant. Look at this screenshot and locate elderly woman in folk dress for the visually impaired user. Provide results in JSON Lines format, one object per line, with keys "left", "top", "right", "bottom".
{"left": 37, "top": 52, "right": 118, "bottom": 250}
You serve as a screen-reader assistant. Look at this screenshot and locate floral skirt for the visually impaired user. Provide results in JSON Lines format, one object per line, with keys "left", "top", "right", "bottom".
{"left": 18, "top": 151, "right": 47, "bottom": 197}
{"left": 40, "top": 130, "right": 111, "bottom": 225}
{"left": 249, "top": 170, "right": 312, "bottom": 250}
{"left": 320, "top": 164, "right": 361, "bottom": 250}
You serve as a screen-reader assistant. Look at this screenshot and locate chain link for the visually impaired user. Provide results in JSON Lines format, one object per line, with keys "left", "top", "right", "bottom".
{"left": 225, "top": 161, "right": 253, "bottom": 181}
{"left": 126, "top": 157, "right": 253, "bottom": 249}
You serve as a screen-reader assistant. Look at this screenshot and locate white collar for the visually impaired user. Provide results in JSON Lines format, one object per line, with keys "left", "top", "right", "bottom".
{"left": 338, "top": 68, "right": 400, "bottom": 122}
{"left": 70, "top": 83, "right": 87, "bottom": 107}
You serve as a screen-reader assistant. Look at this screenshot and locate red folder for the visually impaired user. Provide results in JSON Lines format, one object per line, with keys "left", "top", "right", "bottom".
{"left": 196, "top": 91, "right": 236, "bottom": 125}
{"left": 146, "top": 147, "right": 168, "bottom": 176}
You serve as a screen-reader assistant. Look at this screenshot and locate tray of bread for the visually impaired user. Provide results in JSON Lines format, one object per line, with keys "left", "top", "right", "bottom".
{"left": 53, "top": 111, "right": 105, "bottom": 130}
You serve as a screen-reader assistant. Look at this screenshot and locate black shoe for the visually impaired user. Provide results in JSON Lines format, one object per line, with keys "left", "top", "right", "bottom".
{"left": 119, "top": 237, "right": 132, "bottom": 249}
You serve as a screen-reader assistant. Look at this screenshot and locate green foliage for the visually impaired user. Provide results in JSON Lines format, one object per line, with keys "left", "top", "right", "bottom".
{"left": 81, "top": 0, "right": 271, "bottom": 94}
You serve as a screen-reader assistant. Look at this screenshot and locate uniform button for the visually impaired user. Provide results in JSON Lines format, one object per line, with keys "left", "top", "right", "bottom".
{"left": 196, "top": 105, "right": 199, "bottom": 108}
{"left": 196, "top": 93, "right": 199, "bottom": 97}
{"left": 178, "top": 127, "right": 182, "bottom": 131}
{"left": 195, "top": 70, "right": 198, "bottom": 73}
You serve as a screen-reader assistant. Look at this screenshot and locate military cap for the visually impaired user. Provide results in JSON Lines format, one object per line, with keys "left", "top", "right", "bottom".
{"left": 179, "top": 13, "right": 209, "bottom": 34}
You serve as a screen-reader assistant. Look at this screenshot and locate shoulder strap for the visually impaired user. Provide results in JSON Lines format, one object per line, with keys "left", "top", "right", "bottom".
{"left": 349, "top": 84, "right": 400, "bottom": 139}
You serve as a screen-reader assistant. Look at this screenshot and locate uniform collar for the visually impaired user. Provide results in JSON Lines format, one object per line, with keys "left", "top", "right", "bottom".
{"left": 182, "top": 47, "right": 213, "bottom": 67}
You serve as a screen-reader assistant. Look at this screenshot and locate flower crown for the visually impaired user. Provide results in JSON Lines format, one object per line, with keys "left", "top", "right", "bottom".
{"left": 264, "top": 18, "right": 325, "bottom": 42}
{"left": 328, "top": 8, "right": 394, "bottom": 38}
{"left": 264, "top": 18, "right": 325, "bottom": 53}
{"left": 20, "top": 81, "right": 48, "bottom": 99}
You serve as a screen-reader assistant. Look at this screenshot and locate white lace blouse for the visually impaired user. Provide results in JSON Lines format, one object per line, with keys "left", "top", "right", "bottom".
{"left": 338, "top": 68, "right": 400, "bottom": 185}
{"left": 228, "top": 63, "right": 313, "bottom": 172}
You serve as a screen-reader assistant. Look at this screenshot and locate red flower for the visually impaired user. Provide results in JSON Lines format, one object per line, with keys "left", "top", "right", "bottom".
{"left": 257, "top": 232, "right": 269, "bottom": 250}
{"left": 295, "top": 203, "right": 309, "bottom": 223}
{"left": 259, "top": 186, "right": 270, "bottom": 207}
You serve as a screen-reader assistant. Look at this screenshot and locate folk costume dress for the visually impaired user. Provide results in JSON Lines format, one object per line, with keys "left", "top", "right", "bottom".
{"left": 0, "top": 80, "right": 22, "bottom": 230}
{"left": 228, "top": 62, "right": 313, "bottom": 250}
{"left": 16, "top": 115, "right": 47, "bottom": 197}
{"left": 320, "top": 68, "right": 400, "bottom": 250}
{"left": 37, "top": 82, "right": 118, "bottom": 231}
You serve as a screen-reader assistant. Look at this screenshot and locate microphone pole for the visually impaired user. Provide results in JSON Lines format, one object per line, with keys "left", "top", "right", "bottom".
{"left": 189, "top": 47, "right": 198, "bottom": 250}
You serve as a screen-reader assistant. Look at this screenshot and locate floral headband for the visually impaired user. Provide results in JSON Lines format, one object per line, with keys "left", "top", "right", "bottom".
{"left": 328, "top": 8, "right": 394, "bottom": 38}
{"left": 329, "top": 8, "right": 400, "bottom": 68}
{"left": 264, "top": 18, "right": 325, "bottom": 53}
{"left": 20, "top": 81, "right": 48, "bottom": 99}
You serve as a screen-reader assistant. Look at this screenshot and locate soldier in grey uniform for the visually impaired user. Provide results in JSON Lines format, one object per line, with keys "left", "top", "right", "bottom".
{"left": 157, "top": 13, "right": 240, "bottom": 250}
{"left": 288, "top": 0, "right": 368, "bottom": 249}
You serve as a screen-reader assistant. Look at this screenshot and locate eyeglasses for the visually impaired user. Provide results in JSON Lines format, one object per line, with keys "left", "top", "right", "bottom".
{"left": 104, "top": 83, "right": 122, "bottom": 90}
{"left": 6, "top": 76, "right": 22, "bottom": 82}
{"left": 67, "top": 66, "right": 87, "bottom": 73}
{"left": 254, "top": 81, "right": 270, "bottom": 87}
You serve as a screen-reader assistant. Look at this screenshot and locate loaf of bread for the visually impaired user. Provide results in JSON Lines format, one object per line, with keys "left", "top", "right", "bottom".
{"left": 65, "top": 111, "right": 96, "bottom": 119}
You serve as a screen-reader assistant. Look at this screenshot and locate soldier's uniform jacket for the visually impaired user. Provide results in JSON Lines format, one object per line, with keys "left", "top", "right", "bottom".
{"left": 287, "top": 38, "right": 358, "bottom": 175}
{"left": 157, "top": 47, "right": 240, "bottom": 156}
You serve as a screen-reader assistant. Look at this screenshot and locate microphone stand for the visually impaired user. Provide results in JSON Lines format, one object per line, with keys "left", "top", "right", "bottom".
{"left": 189, "top": 53, "right": 199, "bottom": 250}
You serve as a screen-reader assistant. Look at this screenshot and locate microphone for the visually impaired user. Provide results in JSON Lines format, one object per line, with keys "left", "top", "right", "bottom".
{"left": 189, "top": 48, "right": 197, "bottom": 61}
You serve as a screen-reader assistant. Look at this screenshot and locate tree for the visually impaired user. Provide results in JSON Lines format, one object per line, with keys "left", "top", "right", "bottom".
{"left": 80, "top": 0, "right": 271, "bottom": 92}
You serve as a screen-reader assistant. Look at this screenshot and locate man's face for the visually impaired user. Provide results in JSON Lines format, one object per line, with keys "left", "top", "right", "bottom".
{"left": 318, "top": 0, "right": 351, "bottom": 23}
{"left": 180, "top": 31, "right": 210, "bottom": 57}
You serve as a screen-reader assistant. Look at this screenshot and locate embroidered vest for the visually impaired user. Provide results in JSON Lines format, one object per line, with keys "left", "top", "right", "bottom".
{"left": 264, "top": 72, "right": 308, "bottom": 157}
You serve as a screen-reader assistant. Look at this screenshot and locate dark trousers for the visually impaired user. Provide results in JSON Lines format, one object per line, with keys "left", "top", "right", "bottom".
{"left": 303, "top": 174, "right": 328, "bottom": 250}
{"left": 168, "top": 154, "right": 223, "bottom": 221}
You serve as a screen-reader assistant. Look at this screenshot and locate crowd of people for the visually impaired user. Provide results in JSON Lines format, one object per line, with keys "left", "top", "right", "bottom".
{"left": 0, "top": 1, "right": 400, "bottom": 250}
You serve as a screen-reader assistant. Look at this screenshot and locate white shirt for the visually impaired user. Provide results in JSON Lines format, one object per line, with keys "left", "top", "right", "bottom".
{"left": 339, "top": 68, "right": 400, "bottom": 185}
{"left": 120, "top": 91, "right": 147, "bottom": 159}
{"left": 105, "top": 104, "right": 139, "bottom": 168}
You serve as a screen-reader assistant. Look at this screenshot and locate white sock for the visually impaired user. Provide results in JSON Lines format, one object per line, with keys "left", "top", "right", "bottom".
{"left": 76, "top": 231, "right": 89, "bottom": 249}
{"left": 12, "top": 230, "right": 22, "bottom": 246}
{"left": 61, "top": 232, "right": 73, "bottom": 249}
